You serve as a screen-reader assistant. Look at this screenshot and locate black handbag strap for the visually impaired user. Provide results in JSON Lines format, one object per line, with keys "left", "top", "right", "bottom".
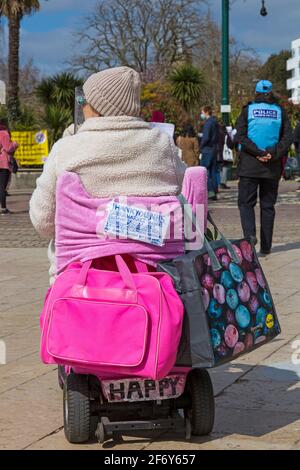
{"left": 178, "top": 195, "right": 240, "bottom": 269}
{"left": 206, "top": 212, "right": 240, "bottom": 263}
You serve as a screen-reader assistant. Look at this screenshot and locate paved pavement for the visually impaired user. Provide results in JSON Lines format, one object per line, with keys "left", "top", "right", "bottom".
{"left": 0, "top": 182, "right": 300, "bottom": 450}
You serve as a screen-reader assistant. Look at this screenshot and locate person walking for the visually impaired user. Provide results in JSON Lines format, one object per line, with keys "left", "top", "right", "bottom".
{"left": 176, "top": 123, "right": 199, "bottom": 167}
{"left": 236, "top": 80, "right": 293, "bottom": 255}
{"left": 217, "top": 122, "right": 234, "bottom": 190}
{"left": 200, "top": 106, "right": 219, "bottom": 200}
{"left": 0, "top": 119, "right": 18, "bottom": 215}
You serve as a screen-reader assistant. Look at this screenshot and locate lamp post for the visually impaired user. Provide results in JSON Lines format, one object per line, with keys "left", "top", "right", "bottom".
{"left": 221, "top": 0, "right": 230, "bottom": 126}
{"left": 221, "top": 0, "right": 268, "bottom": 126}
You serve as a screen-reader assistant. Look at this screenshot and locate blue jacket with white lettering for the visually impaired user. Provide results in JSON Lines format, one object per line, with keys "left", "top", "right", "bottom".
{"left": 235, "top": 95, "right": 293, "bottom": 179}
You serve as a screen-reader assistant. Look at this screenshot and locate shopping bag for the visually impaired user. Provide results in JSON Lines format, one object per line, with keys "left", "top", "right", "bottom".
{"left": 158, "top": 201, "right": 281, "bottom": 368}
{"left": 40, "top": 255, "right": 184, "bottom": 380}
{"left": 223, "top": 136, "right": 234, "bottom": 162}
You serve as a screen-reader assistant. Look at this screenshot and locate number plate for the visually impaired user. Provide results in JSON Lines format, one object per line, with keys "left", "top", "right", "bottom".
{"left": 104, "top": 202, "right": 169, "bottom": 247}
{"left": 102, "top": 375, "right": 186, "bottom": 403}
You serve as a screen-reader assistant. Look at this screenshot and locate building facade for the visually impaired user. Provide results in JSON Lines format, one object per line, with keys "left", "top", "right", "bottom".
{"left": 287, "top": 38, "right": 300, "bottom": 104}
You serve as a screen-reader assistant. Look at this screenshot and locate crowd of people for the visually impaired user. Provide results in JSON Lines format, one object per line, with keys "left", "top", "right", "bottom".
{"left": 155, "top": 79, "right": 295, "bottom": 255}
{"left": 0, "top": 71, "right": 299, "bottom": 259}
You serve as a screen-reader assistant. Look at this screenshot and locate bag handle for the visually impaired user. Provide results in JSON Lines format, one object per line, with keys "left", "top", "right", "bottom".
{"left": 78, "top": 255, "right": 137, "bottom": 291}
{"left": 177, "top": 194, "right": 222, "bottom": 271}
{"left": 206, "top": 212, "right": 240, "bottom": 264}
{"left": 178, "top": 195, "right": 240, "bottom": 269}
{"left": 133, "top": 258, "right": 149, "bottom": 273}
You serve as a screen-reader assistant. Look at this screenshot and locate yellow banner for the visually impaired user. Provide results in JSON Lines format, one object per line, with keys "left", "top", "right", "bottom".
{"left": 11, "top": 130, "right": 49, "bottom": 166}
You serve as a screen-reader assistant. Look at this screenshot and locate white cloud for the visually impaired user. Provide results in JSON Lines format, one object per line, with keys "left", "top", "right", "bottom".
{"left": 3, "top": 0, "right": 300, "bottom": 76}
{"left": 20, "top": 27, "right": 76, "bottom": 75}
{"left": 20, "top": 1, "right": 100, "bottom": 74}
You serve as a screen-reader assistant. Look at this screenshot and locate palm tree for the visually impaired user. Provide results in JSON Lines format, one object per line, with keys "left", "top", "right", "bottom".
{"left": 0, "top": 1, "right": 43, "bottom": 123}
{"left": 169, "top": 64, "right": 206, "bottom": 118}
{"left": 36, "top": 73, "right": 83, "bottom": 109}
{"left": 43, "top": 104, "right": 73, "bottom": 148}
{"left": 36, "top": 72, "right": 83, "bottom": 147}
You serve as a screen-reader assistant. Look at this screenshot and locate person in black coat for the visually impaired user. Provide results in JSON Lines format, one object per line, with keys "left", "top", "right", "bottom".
{"left": 236, "top": 80, "right": 293, "bottom": 255}
{"left": 200, "top": 106, "right": 219, "bottom": 200}
{"left": 217, "top": 122, "right": 234, "bottom": 189}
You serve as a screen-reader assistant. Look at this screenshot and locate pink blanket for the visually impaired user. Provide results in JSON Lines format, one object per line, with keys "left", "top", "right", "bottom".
{"left": 55, "top": 167, "right": 208, "bottom": 273}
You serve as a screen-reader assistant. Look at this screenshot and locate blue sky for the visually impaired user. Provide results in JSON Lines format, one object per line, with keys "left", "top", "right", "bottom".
{"left": 1, "top": 0, "right": 300, "bottom": 75}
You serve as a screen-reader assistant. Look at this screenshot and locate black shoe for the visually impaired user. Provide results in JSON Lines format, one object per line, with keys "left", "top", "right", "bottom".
{"left": 220, "top": 183, "right": 231, "bottom": 190}
{"left": 209, "top": 195, "right": 218, "bottom": 201}
{"left": 259, "top": 249, "right": 271, "bottom": 257}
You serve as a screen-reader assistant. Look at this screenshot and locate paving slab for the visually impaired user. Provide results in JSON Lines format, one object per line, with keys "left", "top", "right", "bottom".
{"left": 0, "top": 371, "right": 61, "bottom": 450}
{"left": 0, "top": 183, "right": 300, "bottom": 450}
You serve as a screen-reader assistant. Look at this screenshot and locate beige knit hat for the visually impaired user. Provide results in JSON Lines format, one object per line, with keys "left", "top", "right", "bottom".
{"left": 83, "top": 66, "right": 141, "bottom": 117}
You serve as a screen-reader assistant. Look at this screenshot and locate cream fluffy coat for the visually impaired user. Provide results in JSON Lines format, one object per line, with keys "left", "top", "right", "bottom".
{"left": 30, "top": 116, "right": 186, "bottom": 239}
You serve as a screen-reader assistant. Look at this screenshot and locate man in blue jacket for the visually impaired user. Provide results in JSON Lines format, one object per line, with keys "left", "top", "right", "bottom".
{"left": 236, "top": 80, "right": 293, "bottom": 255}
{"left": 200, "top": 106, "right": 219, "bottom": 200}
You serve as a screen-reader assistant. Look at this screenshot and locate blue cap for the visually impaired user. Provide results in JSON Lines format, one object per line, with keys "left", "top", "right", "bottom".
{"left": 256, "top": 80, "right": 273, "bottom": 94}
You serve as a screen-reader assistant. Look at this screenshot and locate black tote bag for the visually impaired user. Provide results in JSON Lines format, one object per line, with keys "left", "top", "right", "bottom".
{"left": 158, "top": 200, "right": 281, "bottom": 368}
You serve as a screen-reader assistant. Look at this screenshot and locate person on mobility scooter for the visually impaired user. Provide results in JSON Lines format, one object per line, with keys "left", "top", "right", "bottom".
{"left": 30, "top": 66, "right": 214, "bottom": 444}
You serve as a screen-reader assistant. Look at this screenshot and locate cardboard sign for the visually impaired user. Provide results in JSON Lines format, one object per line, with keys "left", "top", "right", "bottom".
{"left": 104, "top": 201, "right": 170, "bottom": 246}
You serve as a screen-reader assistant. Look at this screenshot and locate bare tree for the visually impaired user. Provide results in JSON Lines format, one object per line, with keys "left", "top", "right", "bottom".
{"left": 193, "top": 12, "right": 221, "bottom": 108}
{"left": 193, "top": 12, "right": 260, "bottom": 111}
{"left": 230, "top": 41, "right": 261, "bottom": 99}
{"left": 70, "top": 0, "right": 206, "bottom": 79}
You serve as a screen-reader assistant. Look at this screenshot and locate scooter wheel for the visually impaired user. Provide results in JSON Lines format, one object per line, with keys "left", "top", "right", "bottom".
{"left": 95, "top": 422, "right": 106, "bottom": 444}
{"left": 63, "top": 373, "right": 91, "bottom": 443}
{"left": 184, "top": 369, "right": 215, "bottom": 436}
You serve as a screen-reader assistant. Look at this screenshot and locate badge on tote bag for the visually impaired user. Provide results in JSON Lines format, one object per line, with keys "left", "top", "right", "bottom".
{"left": 104, "top": 202, "right": 170, "bottom": 246}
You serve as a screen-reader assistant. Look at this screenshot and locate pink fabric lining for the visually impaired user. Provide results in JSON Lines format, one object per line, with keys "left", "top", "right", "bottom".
{"left": 55, "top": 167, "right": 208, "bottom": 273}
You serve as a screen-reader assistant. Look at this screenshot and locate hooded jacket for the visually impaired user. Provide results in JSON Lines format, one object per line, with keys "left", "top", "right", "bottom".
{"left": 235, "top": 94, "right": 293, "bottom": 180}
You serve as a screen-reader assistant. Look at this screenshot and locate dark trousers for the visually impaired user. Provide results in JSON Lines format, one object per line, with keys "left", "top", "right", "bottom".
{"left": 201, "top": 148, "right": 218, "bottom": 194}
{"left": 0, "top": 169, "right": 10, "bottom": 209}
{"left": 238, "top": 176, "right": 279, "bottom": 252}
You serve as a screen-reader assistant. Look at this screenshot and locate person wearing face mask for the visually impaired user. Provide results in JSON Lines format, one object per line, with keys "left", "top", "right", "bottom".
{"left": 200, "top": 106, "right": 219, "bottom": 200}
{"left": 236, "top": 80, "right": 293, "bottom": 255}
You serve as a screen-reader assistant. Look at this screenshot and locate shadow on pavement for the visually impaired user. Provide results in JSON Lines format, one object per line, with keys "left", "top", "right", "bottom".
{"left": 98, "top": 362, "right": 300, "bottom": 447}
{"left": 271, "top": 242, "right": 300, "bottom": 254}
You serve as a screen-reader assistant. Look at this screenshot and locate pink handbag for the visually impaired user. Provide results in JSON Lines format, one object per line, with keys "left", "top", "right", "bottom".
{"left": 40, "top": 255, "right": 184, "bottom": 380}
